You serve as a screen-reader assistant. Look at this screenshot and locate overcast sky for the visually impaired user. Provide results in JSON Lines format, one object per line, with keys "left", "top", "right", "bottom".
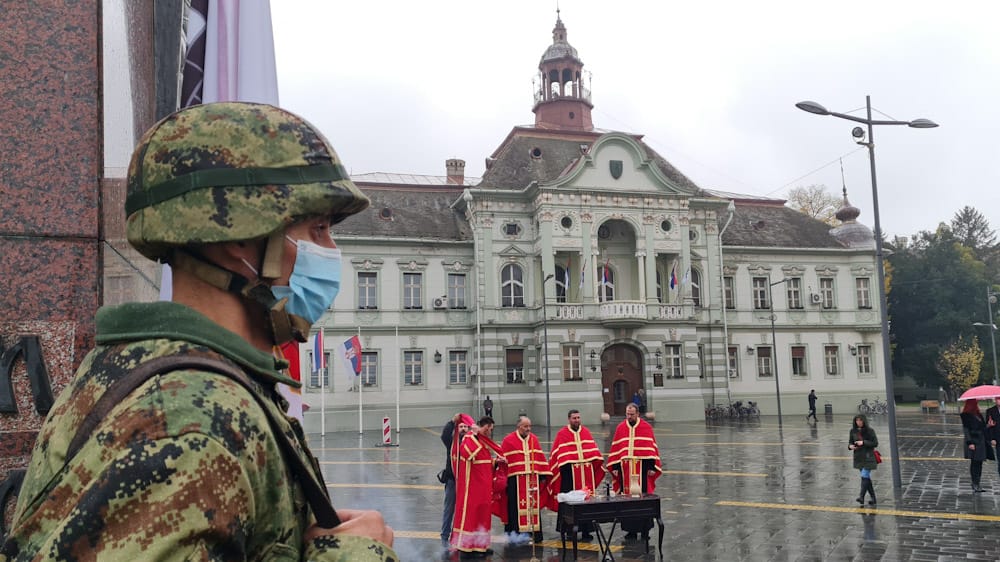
{"left": 271, "top": 0, "right": 1000, "bottom": 239}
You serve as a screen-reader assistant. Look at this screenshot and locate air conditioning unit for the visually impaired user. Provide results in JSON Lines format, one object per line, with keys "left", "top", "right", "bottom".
{"left": 810, "top": 293, "right": 822, "bottom": 305}
{"left": 432, "top": 297, "right": 447, "bottom": 309}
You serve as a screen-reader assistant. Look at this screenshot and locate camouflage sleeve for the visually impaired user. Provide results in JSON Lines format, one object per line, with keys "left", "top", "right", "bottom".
{"left": 306, "top": 535, "right": 399, "bottom": 561}
{"left": 8, "top": 434, "right": 258, "bottom": 560}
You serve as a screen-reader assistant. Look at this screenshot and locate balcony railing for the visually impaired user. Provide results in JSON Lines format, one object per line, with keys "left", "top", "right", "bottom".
{"left": 552, "top": 303, "right": 585, "bottom": 319}
{"left": 598, "top": 301, "right": 647, "bottom": 326}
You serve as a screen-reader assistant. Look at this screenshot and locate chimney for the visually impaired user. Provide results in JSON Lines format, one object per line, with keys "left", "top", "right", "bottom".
{"left": 446, "top": 158, "right": 465, "bottom": 185}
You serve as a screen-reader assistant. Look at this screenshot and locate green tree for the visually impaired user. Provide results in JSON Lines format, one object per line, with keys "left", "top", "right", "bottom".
{"left": 786, "top": 184, "right": 840, "bottom": 225}
{"left": 937, "top": 335, "right": 983, "bottom": 395}
{"left": 887, "top": 225, "right": 991, "bottom": 389}
{"left": 951, "top": 206, "right": 996, "bottom": 253}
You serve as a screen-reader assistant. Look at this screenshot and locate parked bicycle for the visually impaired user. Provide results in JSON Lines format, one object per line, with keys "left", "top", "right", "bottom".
{"left": 857, "top": 397, "right": 888, "bottom": 415}
{"left": 704, "top": 401, "right": 761, "bottom": 420}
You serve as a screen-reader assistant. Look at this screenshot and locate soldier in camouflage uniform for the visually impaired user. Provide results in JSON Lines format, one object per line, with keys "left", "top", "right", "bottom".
{"left": 1, "top": 102, "right": 397, "bottom": 561}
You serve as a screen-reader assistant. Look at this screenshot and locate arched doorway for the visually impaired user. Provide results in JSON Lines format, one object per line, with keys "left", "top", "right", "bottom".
{"left": 600, "top": 344, "right": 643, "bottom": 416}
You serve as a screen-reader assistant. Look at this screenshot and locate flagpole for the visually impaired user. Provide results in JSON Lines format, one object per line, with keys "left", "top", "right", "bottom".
{"left": 320, "top": 331, "right": 326, "bottom": 437}
{"left": 358, "top": 326, "right": 363, "bottom": 436}
{"left": 395, "top": 325, "right": 400, "bottom": 445}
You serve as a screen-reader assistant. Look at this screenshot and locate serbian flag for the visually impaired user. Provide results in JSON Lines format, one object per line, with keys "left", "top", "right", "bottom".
{"left": 602, "top": 257, "right": 610, "bottom": 284}
{"left": 669, "top": 263, "right": 678, "bottom": 290}
{"left": 339, "top": 335, "right": 363, "bottom": 381}
{"left": 312, "top": 330, "right": 326, "bottom": 373}
{"left": 579, "top": 259, "right": 586, "bottom": 290}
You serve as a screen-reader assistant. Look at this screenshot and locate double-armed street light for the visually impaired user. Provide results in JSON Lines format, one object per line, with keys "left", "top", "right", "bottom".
{"left": 767, "top": 278, "right": 789, "bottom": 427}
{"left": 796, "top": 96, "right": 938, "bottom": 490}
{"left": 973, "top": 287, "right": 1000, "bottom": 386}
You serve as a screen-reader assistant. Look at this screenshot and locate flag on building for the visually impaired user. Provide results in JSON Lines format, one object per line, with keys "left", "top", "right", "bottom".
{"left": 682, "top": 267, "right": 691, "bottom": 287}
{"left": 669, "top": 263, "right": 677, "bottom": 290}
{"left": 563, "top": 266, "right": 570, "bottom": 293}
{"left": 339, "top": 335, "right": 363, "bottom": 380}
{"left": 312, "top": 330, "right": 326, "bottom": 373}
{"left": 579, "top": 259, "right": 586, "bottom": 290}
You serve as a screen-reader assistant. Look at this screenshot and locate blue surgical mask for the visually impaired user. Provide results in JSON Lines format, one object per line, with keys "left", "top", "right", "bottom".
{"left": 270, "top": 237, "right": 342, "bottom": 325}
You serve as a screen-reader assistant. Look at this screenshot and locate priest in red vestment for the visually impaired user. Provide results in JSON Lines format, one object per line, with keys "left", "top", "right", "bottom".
{"left": 547, "top": 409, "right": 605, "bottom": 541}
{"left": 450, "top": 416, "right": 504, "bottom": 559}
{"left": 495, "top": 416, "right": 552, "bottom": 544}
{"left": 607, "top": 403, "right": 663, "bottom": 542}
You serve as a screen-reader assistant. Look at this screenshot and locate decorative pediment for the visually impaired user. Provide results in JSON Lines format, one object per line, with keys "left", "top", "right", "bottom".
{"left": 351, "top": 257, "right": 385, "bottom": 271}
{"left": 747, "top": 264, "right": 772, "bottom": 276}
{"left": 815, "top": 265, "right": 840, "bottom": 276}
{"left": 722, "top": 264, "right": 739, "bottom": 276}
{"left": 498, "top": 245, "right": 527, "bottom": 257}
{"left": 396, "top": 258, "right": 429, "bottom": 271}
{"left": 443, "top": 260, "right": 472, "bottom": 273}
{"left": 851, "top": 265, "right": 874, "bottom": 276}
{"left": 781, "top": 265, "right": 806, "bottom": 277}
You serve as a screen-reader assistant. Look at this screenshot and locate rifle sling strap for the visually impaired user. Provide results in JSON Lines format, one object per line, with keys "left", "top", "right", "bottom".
{"left": 66, "top": 354, "right": 340, "bottom": 528}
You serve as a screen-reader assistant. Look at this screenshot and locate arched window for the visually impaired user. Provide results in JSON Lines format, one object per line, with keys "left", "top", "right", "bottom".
{"left": 598, "top": 266, "right": 615, "bottom": 302}
{"left": 554, "top": 265, "right": 568, "bottom": 303}
{"left": 501, "top": 264, "right": 524, "bottom": 307}
{"left": 691, "top": 269, "right": 702, "bottom": 307}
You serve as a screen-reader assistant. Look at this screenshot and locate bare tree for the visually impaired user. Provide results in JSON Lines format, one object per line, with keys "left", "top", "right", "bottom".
{"left": 786, "top": 184, "right": 840, "bottom": 225}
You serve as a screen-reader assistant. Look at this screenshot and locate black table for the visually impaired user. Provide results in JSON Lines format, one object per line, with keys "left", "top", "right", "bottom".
{"left": 557, "top": 493, "right": 664, "bottom": 561}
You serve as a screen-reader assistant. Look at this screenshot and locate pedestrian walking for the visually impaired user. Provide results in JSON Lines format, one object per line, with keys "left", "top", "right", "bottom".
{"left": 848, "top": 414, "right": 879, "bottom": 506}
{"left": 637, "top": 388, "right": 647, "bottom": 415}
{"left": 807, "top": 389, "right": 818, "bottom": 421}
{"left": 961, "top": 399, "right": 995, "bottom": 493}
{"left": 483, "top": 395, "right": 494, "bottom": 417}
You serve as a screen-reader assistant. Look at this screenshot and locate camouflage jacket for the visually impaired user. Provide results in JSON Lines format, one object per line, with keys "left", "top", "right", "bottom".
{"left": 2, "top": 302, "right": 396, "bottom": 561}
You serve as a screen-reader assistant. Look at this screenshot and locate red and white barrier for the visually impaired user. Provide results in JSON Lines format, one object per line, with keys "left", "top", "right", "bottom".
{"left": 382, "top": 417, "right": 391, "bottom": 445}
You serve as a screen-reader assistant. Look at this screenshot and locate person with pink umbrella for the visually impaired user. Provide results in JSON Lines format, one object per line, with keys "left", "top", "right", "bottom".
{"left": 986, "top": 396, "right": 1000, "bottom": 483}
{"left": 960, "top": 398, "right": 995, "bottom": 493}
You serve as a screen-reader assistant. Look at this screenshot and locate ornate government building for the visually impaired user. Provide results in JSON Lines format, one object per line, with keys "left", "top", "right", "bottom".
{"left": 300, "top": 15, "right": 884, "bottom": 432}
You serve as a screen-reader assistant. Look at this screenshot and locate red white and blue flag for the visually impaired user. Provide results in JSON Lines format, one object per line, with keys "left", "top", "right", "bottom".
{"left": 339, "top": 335, "right": 363, "bottom": 380}
{"left": 312, "top": 330, "right": 326, "bottom": 373}
{"left": 669, "top": 263, "right": 678, "bottom": 290}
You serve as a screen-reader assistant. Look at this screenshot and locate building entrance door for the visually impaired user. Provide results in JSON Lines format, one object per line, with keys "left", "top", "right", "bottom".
{"left": 600, "top": 344, "right": 643, "bottom": 416}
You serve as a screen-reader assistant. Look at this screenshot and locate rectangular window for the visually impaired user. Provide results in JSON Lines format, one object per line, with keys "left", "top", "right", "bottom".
{"left": 665, "top": 344, "right": 682, "bottom": 379}
{"left": 449, "top": 350, "right": 468, "bottom": 384}
{"left": 752, "top": 277, "right": 769, "bottom": 309}
{"left": 361, "top": 352, "right": 378, "bottom": 386}
{"left": 824, "top": 345, "right": 840, "bottom": 376}
{"left": 404, "top": 350, "right": 423, "bottom": 385}
{"left": 403, "top": 273, "right": 422, "bottom": 309}
{"left": 562, "top": 346, "right": 582, "bottom": 381}
{"left": 819, "top": 277, "right": 835, "bottom": 309}
{"left": 506, "top": 349, "right": 524, "bottom": 383}
{"left": 791, "top": 345, "right": 807, "bottom": 377}
{"left": 856, "top": 278, "right": 871, "bottom": 309}
{"left": 724, "top": 276, "right": 735, "bottom": 309}
{"left": 357, "top": 272, "right": 378, "bottom": 309}
{"left": 727, "top": 346, "right": 739, "bottom": 379}
{"left": 309, "top": 352, "right": 331, "bottom": 387}
{"left": 857, "top": 345, "right": 873, "bottom": 376}
{"left": 756, "top": 347, "right": 773, "bottom": 377}
{"left": 786, "top": 278, "right": 803, "bottom": 309}
{"left": 448, "top": 273, "right": 467, "bottom": 309}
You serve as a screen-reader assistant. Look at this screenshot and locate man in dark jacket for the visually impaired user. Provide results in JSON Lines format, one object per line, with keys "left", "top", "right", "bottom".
{"left": 985, "top": 397, "right": 1000, "bottom": 480}
{"left": 807, "top": 390, "right": 818, "bottom": 421}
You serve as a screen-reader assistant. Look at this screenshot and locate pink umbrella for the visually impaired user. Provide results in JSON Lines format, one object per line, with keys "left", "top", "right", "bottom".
{"left": 957, "top": 385, "right": 1000, "bottom": 401}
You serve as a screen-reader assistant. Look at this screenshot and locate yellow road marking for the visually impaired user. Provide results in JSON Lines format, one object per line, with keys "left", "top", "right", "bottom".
{"left": 666, "top": 470, "right": 767, "bottom": 478}
{"left": 658, "top": 433, "right": 721, "bottom": 437}
{"left": 328, "top": 483, "right": 442, "bottom": 490}
{"left": 803, "top": 456, "right": 965, "bottom": 462}
{"left": 689, "top": 442, "right": 815, "bottom": 446}
{"left": 310, "top": 447, "right": 403, "bottom": 451}
{"left": 418, "top": 426, "right": 439, "bottom": 436}
{"left": 716, "top": 500, "right": 1000, "bottom": 522}
{"left": 318, "top": 460, "right": 435, "bottom": 466}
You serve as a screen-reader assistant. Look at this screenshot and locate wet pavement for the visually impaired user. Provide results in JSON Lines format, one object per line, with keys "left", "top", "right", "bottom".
{"left": 310, "top": 409, "right": 1000, "bottom": 561}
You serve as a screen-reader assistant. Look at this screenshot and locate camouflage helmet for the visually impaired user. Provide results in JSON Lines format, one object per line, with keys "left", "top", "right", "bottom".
{"left": 125, "top": 102, "right": 369, "bottom": 262}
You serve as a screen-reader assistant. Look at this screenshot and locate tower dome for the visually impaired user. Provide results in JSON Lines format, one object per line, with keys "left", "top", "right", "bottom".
{"left": 829, "top": 187, "right": 874, "bottom": 248}
{"left": 532, "top": 11, "right": 594, "bottom": 131}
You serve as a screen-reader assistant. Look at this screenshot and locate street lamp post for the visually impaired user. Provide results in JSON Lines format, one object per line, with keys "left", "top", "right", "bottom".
{"left": 796, "top": 96, "right": 937, "bottom": 490}
{"left": 767, "top": 279, "right": 788, "bottom": 427}
{"left": 973, "top": 286, "right": 999, "bottom": 386}
{"left": 541, "top": 273, "right": 555, "bottom": 443}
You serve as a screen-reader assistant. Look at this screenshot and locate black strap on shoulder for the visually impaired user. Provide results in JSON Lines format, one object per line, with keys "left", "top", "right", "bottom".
{"left": 67, "top": 355, "right": 340, "bottom": 528}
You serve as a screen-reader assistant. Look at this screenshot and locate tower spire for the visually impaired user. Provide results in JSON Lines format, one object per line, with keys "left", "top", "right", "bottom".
{"left": 532, "top": 12, "right": 593, "bottom": 131}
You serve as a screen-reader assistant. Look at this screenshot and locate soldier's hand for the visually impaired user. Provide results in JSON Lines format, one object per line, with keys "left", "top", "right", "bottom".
{"left": 306, "top": 509, "right": 394, "bottom": 547}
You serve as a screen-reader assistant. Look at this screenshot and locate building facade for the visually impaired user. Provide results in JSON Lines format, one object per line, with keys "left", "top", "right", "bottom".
{"left": 299, "top": 16, "right": 885, "bottom": 433}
